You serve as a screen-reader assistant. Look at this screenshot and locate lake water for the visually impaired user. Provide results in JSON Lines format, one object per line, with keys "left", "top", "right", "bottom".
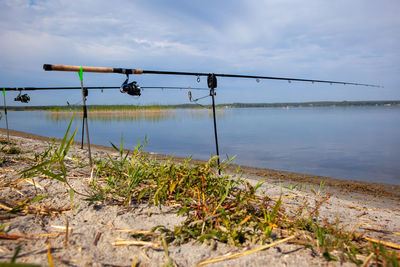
{"left": 3, "top": 106, "right": 400, "bottom": 185}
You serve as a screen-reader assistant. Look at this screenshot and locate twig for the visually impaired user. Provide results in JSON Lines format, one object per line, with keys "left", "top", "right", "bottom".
{"left": 64, "top": 216, "right": 69, "bottom": 247}
{"left": 94, "top": 232, "right": 102, "bottom": 246}
{"left": 197, "top": 235, "right": 298, "bottom": 266}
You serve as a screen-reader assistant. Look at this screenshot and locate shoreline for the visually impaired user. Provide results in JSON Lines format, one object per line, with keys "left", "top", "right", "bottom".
{"left": 2, "top": 127, "right": 399, "bottom": 200}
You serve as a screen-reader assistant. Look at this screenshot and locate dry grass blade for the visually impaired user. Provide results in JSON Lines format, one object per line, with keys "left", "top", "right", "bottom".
{"left": 270, "top": 195, "right": 297, "bottom": 200}
{"left": 0, "top": 234, "right": 26, "bottom": 240}
{"left": 347, "top": 205, "right": 378, "bottom": 211}
{"left": 51, "top": 225, "right": 73, "bottom": 231}
{"left": 361, "top": 252, "right": 374, "bottom": 267}
{"left": 35, "top": 233, "right": 62, "bottom": 238}
{"left": 0, "top": 233, "right": 61, "bottom": 240}
{"left": 21, "top": 178, "right": 44, "bottom": 190}
{"left": 197, "top": 235, "right": 298, "bottom": 266}
{"left": 132, "top": 257, "right": 139, "bottom": 267}
{"left": 47, "top": 244, "right": 55, "bottom": 267}
{"left": 112, "top": 240, "right": 160, "bottom": 249}
{"left": 0, "top": 202, "right": 12, "bottom": 211}
{"left": 116, "top": 229, "right": 157, "bottom": 236}
{"left": 0, "top": 200, "right": 71, "bottom": 215}
{"left": 363, "top": 236, "right": 400, "bottom": 250}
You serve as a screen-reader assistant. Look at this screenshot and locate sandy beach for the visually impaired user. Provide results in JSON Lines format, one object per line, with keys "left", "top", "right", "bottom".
{"left": 1, "top": 128, "right": 399, "bottom": 266}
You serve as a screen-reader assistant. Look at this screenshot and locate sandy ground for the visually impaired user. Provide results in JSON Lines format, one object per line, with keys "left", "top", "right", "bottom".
{"left": 0, "top": 129, "right": 399, "bottom": 266}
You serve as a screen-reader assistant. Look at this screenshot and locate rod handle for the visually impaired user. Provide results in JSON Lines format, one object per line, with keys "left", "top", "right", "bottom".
{"left": 43, "top": 64, "right": 143, "bottom": 74}
{"left": 43, "top": 64, "right": 114, "bottom": 73}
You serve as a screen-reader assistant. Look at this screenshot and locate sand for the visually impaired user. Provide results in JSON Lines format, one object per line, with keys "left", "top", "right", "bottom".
{"left": 0, "top": 128, "right": 399, "bottom": 266}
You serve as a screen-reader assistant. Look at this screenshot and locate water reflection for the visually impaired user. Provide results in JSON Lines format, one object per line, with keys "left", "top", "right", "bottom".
{"left": 46, "top": 110, "right": 176, "bottom": 122}
{"left": 46, "top": 108, "right": 226, "bottom": 122}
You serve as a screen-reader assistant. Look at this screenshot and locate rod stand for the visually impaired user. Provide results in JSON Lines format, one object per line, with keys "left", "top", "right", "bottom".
{"left": 81, "top": 88, "right": 88, "bottom": 149}
{"left": 2, "top": 92, "right": 9, "bottom": 143}
{"left": 208, "top": 74, "right": 221, "bottom": 175}
{"left": 80, "top": 85, "right": 92, "bottom": 167}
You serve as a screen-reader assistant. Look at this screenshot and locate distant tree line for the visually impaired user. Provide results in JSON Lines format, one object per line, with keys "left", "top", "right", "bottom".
{"left": 225, "top": 100, "right": 400, "bottom": 108}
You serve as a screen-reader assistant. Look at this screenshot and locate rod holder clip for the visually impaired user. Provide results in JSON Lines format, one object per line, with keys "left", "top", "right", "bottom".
{"left": 207, "top": 73, "right": 217, "bottom": 89}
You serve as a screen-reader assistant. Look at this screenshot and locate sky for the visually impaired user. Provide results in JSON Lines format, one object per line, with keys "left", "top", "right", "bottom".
{"left": 0, "top": 0, "right": 399, "bottom": 106}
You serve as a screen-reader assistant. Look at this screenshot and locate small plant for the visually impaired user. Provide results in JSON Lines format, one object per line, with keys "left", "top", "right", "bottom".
{"left": 8, "top": 194, "right": 48, "bottom": 214}
{"left": 20, "top": 119, "right": 91, "bottom": 200}
{"left": 0, "top": 138, "right": 14, "bottom": 145}
{"left": 283, "top": 183, "right": 299, "bottom": 191}
{"left": 1, "top": 145, "right": 21, "bottom": 154}
{"left": 372, "top": 243, "right": 400, "bottom": 267}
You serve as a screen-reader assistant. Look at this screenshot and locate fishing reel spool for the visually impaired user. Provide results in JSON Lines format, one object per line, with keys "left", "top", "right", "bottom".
{"left": 120, "top": 75, "right": 141, "bottom": 96}
{"left": 14, "top": 91, "right": 30, "bottom": 103}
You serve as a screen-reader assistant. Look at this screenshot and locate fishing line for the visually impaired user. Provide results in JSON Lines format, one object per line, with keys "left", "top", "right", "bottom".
{"left": 188, "top": 90, "right": 211, "bottom": 109}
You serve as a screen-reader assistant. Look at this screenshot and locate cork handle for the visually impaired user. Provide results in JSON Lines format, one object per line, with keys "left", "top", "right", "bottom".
{"left": 43, "top": 64, "right": 114, "bottom": 73}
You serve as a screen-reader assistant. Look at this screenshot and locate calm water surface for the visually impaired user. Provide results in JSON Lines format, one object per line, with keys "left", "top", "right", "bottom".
{"left": 3, "top": 106, "right": 400, "bottom": 185}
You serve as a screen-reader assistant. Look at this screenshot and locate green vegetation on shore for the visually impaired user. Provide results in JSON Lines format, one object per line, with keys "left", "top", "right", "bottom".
{"left": 11, "top": 122, "right": 399, "bottom": 266}
{"left": 229, "top": 100, "right": 400, "bottom": 108}
{"left": 6, "top": 100, "right": 400, "bottom": 111}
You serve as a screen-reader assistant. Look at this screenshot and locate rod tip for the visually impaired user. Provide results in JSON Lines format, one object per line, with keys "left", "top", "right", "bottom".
{"left": 43, "top": 64, "right": 53, "bottom": 71}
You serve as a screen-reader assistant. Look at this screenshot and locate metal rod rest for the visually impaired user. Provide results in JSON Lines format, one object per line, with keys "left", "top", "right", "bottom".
{"left": 211, "top": 88, "right": 221, "bottom": 175}
{"left": 81, "top": 112, "right": 85, "bottom": 149}
{"left": 3, "top": 92, "right": 9, "bottom": 143}
{"left": 80, "top": 81, "right": 92, "bottom": 167}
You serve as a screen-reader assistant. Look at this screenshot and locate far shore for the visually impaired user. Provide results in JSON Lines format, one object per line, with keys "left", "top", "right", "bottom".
{"left": 5, "top": 100, "right": 400, "bottom": 112}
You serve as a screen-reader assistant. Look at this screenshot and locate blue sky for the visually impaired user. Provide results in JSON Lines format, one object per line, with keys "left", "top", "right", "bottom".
{"left": 0, "top": 0, "right": 399, "bottom": 106}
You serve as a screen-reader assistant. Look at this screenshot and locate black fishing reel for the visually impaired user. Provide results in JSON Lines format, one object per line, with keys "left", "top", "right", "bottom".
{"left": 14, "top": 92, "right": 30, "bottom": 103}
{"left": 120, "top": 75, "right": 141, "bottom": 96}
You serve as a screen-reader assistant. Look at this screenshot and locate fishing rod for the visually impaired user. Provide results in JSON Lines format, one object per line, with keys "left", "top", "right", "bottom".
{"left": 43, "top": 63, "right": 382, "bottom": 174}
{"left": 3, "top": 86, "right": 208, "bottom": 103}
{"left": 3, "top": 86, "right": 208, "bottom": 91}
{"left": 3, "top": 84, "right": 207, "bottom": 162}
{"left": 43, "top": 64, "right": 382, "bottom": 88}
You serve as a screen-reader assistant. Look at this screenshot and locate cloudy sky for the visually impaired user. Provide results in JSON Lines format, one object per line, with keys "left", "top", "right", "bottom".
{"left": 0, "top": 0, "right": 399, "bottom": 106}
